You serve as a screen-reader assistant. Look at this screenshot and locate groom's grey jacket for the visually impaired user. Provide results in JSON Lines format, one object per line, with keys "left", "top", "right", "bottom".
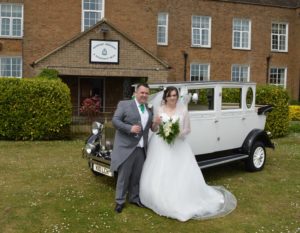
{"left": 110, "top": 99, "right": 153, "bottom": 172}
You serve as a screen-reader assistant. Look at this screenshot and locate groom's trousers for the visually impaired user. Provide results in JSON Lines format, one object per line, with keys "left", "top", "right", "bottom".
{"left": 115, "top": 147, "right": 146, "bottom": 205}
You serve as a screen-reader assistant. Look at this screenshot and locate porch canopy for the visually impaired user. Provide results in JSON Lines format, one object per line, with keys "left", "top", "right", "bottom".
{"left": 31, "top": 18, "right": 170, "bottom": 82}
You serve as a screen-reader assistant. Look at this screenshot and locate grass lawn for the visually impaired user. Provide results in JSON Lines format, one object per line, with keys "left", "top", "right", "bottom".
{"left": 0, "top": 134, "right": 299, "bottom": 233}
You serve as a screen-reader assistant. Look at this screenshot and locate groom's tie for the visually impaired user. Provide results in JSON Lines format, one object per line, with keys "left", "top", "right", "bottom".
{"left": 139, "top": 104, "right": 145, "bottom": 113}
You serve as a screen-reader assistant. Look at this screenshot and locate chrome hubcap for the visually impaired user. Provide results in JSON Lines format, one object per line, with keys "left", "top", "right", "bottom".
{"left": 253, "top": 147, "right": 265, "bottom": 168}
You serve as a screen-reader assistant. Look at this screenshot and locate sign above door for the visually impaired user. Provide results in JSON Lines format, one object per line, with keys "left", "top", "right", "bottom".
{"left": 90, "top": 40, "right": 119, "bottom": 64}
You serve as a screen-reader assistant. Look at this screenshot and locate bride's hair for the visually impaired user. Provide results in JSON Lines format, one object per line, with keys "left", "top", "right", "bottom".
{"left": 162, "top": 86, "right": 179, "bottom": 103}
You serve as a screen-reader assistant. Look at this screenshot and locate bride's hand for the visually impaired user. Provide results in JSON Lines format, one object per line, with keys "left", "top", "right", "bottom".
{"left": 154, "top": 115, "right": 161, "bottom": 125}
{"left": 151, "top": 116, "right": 161, "bottom": 131}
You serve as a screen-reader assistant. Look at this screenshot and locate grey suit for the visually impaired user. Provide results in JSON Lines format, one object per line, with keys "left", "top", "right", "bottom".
{"left": 110, "top": 99, "right": 153, "bottom": 204}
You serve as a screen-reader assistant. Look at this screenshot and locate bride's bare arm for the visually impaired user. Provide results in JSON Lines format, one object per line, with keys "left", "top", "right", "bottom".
{"left": 151, "top": 106, "right": 163, "bottom": 132}
{"left": 179, "top": 107, "right": 191, "bottom": 138}
{"left": 151, "top": 115, "right": 161, "bottom": 132}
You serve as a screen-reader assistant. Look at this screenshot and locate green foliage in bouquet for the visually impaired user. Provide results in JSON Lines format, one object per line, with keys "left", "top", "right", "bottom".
{"left": 157, "top": 118, "right": 180, "bottom": 145}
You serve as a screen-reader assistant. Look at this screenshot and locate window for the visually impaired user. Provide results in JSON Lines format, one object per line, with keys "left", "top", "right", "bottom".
{"left": 271, "top": 22, "right": 288, "bottom": 52}
{"left": 221, "top": 88, "right": 242, "bottom": 110}
{"left": 0, "top": 4, "right": 23, "bottom": 37}
{"left": 0, "top": 57, "right": 22, "bottom": 78}
{"left": 269, "top": 67, "right": 286, "bottom": 87}
{"left": 82, "top": 0, "right": 104, "bottom": 31}
{"left": 188, "top": 88, "right": 214, "bottom": 111}
{"left": 190, "top": 64, "right": 210, "bottom": 81}
{"left": 191, "top": 16, "right": 211, "bottom": 47}
{"left": 232, "top": 18, "right": 251, "bottom": 50}
{"left": 157, "top": 13, "right": 168, "bottom": 45}
{"left": 231, "top": 65, "right": 250, "bottom": 82}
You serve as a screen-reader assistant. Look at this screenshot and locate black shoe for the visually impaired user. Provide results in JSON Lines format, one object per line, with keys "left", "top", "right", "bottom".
{"left": 131, "top": 200, "right": 145, "bottom": 208}
{"left": 114, "top": 203, "right": 124, "bottom": 213}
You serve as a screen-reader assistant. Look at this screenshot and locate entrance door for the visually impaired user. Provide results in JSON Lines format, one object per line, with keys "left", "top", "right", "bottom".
{"left": 79, "top": 77, "right": 104, "bottom": 113}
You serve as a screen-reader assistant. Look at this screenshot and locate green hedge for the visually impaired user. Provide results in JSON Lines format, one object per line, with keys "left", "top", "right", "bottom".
{"left": 256, "top": 85, "right": 289, "bottom": 138}
{"left": 0, "top": 77, "right": 72, "bottom": 140}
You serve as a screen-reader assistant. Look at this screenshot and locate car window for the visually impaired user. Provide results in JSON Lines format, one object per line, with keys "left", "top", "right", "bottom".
{"left": 187, "top": 88, "right": 214, "bottom": 111}
{"left": 221, "top": 87, "right": 242, "bottom": 110}
{"left": 246, "top": 87, "right": 254, "bottom": 109}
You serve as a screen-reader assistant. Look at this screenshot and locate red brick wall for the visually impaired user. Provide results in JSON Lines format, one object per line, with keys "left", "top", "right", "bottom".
{"left": 23, "top": 0, "right": 81, "bottom": 77}
{"left": 10, "top": 0, "right": 299, "bottom": 99}
{"left": 0, "top": 39, "right": 22, "bottom": 56}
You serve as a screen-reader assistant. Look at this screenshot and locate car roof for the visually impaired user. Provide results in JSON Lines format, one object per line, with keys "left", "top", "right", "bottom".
{"left": 134, "top": 81, "right": 256, "bottom": 89}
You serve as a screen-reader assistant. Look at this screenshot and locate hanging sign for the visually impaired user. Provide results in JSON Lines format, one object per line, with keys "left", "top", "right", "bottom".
{"left": 90, "top": 40, "right": 119, "bottom": 64}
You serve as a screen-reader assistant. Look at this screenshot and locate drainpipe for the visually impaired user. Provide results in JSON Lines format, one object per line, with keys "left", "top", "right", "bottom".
{"left": 266, "top": 54, "right": 272, "bottom": 84}
{"left": 183, "top": 51, "right": 188, "bottom": 82}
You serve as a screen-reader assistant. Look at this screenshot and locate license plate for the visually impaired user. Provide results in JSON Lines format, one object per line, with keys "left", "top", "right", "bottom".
{"left": 93, "top": 164, "right": 113, "bottom": 177}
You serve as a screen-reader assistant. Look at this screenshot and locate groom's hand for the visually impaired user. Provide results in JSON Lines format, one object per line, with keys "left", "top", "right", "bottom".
{"left": 131, "top": 125, "right": 141, "bottom": 134}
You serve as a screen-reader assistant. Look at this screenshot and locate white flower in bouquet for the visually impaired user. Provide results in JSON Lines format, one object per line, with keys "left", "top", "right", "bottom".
{"left": 171, "top": 115, "right": 179, "bottom": 123}
{"left": 161, "top": 114, "right": 169, "bottom": 123}
{"left": 157, "top": 116, "right": 180, "bottom": 145}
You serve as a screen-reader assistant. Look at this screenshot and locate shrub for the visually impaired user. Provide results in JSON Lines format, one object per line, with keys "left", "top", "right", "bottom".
{"left": 289, "top": 105, "right": 300, "bottom": 121}
{"left": 256, "top": 85, "right": 290, "bottom": 138}
{"left": 38, "top": 68, "right": 60, "bottom": 80}
{"left": 0, "top": 77, "right": 72, "bottom": 140}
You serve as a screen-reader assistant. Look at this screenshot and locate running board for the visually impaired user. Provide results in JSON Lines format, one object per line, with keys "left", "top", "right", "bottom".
{"left": 198, "top": 154, "right": 249, "bottom": 169}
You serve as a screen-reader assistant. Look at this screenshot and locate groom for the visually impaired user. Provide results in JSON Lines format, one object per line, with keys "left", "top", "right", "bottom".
{"left": 110, "top": 83, "right": 153, "bottom": 213}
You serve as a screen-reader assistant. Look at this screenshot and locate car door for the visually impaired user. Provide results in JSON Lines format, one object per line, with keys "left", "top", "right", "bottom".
{"left": 185, "top": 86, "right": 218, "bottom": 155}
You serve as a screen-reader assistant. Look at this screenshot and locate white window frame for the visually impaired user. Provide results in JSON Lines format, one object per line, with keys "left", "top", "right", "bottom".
{"left": 81, "top": 0, "right": 105, "bottom": 31}
{"left": 231, "top": 64, "right": 250, "bottom": 82}
{"left": 271, "top": 22, "right": 288, "bottom": 52}
{"left": 269, "top": 67, "right": 287, "bottom": 88}
{"left": 157, "top": 12, "right": 168, "bottom": 45}
{"left": 0, "top": 3, "right": 23, "bottom": 38}
{"left": 190, "top": 63, "right": 210, "bottom": 81}
{"left": 232, "top": 18, "right": 251, "bottom": 50}
{"left": 191, "top": 15, "right": 211, "bottom": 48}
{"left": 0, "top": 56, "right": 22, "bottom": 78}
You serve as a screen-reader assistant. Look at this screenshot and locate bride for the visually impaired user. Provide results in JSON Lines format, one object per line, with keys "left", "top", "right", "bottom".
{"left": 139, "top": 86, "right": 237, "bottom": 222}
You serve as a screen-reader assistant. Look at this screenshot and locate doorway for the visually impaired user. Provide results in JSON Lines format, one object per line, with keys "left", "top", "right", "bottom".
{"left": 79, "top": 77, "right": 104, "bottom": 113}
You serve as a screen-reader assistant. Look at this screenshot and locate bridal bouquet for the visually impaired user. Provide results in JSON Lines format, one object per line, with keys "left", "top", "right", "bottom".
{"left": 157, "top": 116, "right": 180, "bottom": 145}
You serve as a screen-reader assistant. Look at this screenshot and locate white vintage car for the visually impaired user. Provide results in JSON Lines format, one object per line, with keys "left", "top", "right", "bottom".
{"left": 83, "top": 81, "right": 274, "bottom": 177}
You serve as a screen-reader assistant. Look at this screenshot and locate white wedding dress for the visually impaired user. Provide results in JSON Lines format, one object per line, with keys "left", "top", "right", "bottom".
{"left": 140, "top": 103, "right": 237, "bottom": 222}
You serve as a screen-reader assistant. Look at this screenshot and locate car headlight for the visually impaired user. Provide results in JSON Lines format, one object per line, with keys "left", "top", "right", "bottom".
{"left": 92, "top": 121, "right": 103, "bottom": 135}
{"left": 105, "top": 140, "right": 113, "bottom": 150}
{"left": 85, "top": 143, "right": 95, "bottom": 155}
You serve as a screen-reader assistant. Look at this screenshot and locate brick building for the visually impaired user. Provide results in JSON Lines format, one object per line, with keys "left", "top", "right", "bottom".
{"left": 1, "top": 0, "right": 299, "bottom": 113}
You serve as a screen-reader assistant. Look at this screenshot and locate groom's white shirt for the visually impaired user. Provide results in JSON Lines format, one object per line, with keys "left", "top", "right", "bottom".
{"left": 135, "top": 98, "right": 149, "bottom": 148}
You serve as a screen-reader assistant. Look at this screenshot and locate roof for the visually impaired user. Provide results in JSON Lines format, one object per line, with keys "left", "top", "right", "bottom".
{"left": 215, "top": 0, "right": 300, "bottom": 8}
{"left": 32, "top": 18, "right": 170, "bottom": 69}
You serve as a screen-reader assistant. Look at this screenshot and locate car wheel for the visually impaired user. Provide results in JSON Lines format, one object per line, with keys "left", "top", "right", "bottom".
{"left": 245, "top": 141, "right": 266, "bottom": 171}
